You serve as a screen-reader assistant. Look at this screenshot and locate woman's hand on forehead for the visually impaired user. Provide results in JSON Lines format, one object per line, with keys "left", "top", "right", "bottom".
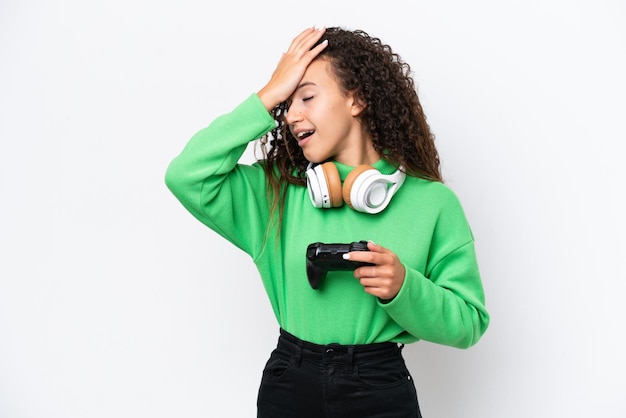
{"left": 257, "top": 27, "right": 328, "bottom": 112}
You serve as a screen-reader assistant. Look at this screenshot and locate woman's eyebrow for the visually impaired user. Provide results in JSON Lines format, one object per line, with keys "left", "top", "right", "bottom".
{"left": 296, "top": 81, "right": 316, "bottom": 91}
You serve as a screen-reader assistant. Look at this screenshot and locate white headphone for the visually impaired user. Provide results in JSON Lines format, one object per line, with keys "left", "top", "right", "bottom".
{"left": 305, "top": 162, "right": 406, "bottom": 214}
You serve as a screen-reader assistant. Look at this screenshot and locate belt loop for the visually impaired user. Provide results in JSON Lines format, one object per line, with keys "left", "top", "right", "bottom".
{"left": 294, "top": 340, "right": 303, "bottom": 367}
{"left": 347, "top": 346, "right": 355, "bottom": 373}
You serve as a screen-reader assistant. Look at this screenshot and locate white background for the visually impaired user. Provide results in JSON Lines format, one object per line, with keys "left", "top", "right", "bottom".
{"left": 1, "top": 0, "right": 625, "bottom": 417}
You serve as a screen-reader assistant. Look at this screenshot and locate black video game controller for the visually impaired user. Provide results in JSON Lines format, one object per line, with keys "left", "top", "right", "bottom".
{"left": 306, "top": 241, "right": 375, "bottom": 289}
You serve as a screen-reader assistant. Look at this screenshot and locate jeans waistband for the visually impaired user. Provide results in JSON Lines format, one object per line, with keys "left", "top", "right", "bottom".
{"left": 277, "top": 328, "right": 401, "bottom": 365}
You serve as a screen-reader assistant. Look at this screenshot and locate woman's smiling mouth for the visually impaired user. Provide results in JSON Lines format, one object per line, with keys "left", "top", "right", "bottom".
{"left": 296, "top": 130, "right": 315, "bottom": 146}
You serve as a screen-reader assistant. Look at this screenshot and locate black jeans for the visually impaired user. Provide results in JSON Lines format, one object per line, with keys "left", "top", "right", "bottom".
{"left": 257, "top": 329, "right": 421, "bottom": 418}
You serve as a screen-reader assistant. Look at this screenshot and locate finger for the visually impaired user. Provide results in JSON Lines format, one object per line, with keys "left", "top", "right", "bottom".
{"left": 354, "top": 264, "right": 385, "bottom": 279}
{"left": 286, "top": 27, "right": 326, "bottom": 55}
{"left": 357, "top": 275, "right": 398, "bottom": 299}
{"left": 346, "top": 247, "right": 392, "bottom": 266}
{"left": 357, "top": 278, "right": 391, "bottom": 297}
{"left": 343, "top": 249, "right": 379, "bottom": 265}
{"left": 284, "top": 27, "right": 314, "bottom": 53}
{"left": 357, "top": 278, "right": 379, "bottom": 290}
{"left": 364, "top": 265, "right": 377, "bottom": 279}
{"left": 366, "top": 265, "right": 391, "bottom": 279}
{"left": 366, "top": 240, "right": 389, "bottom": 254}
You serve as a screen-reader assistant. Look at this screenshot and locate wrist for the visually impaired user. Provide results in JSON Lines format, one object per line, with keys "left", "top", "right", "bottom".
{"left": 257, "top": 87, "right": 283, "bottom": 112}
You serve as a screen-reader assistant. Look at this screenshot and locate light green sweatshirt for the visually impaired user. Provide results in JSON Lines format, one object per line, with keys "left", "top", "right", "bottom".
{"left": 165, "top": 94, "right": 489, "bottom": 348}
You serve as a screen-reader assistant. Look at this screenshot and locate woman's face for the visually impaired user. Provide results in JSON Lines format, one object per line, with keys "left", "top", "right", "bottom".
{"left": 285, "top": 58, "right": 376, "bottom": 166}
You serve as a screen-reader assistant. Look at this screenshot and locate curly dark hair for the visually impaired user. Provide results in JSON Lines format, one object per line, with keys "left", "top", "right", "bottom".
{"left": 258, "top": 27, "right": 442, "bottom": 227}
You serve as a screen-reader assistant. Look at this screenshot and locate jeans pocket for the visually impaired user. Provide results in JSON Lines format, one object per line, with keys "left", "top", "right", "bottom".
{"left": 261, "top": 351, "right": 292, "bottom": 381}
{"left": 355, "top": 355, "right": 413, "bottom": 389}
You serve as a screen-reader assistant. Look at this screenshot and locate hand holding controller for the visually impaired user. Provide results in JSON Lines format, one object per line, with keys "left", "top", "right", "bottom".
{"left": 306, "top": 241, "right": 375, "bottom": 289}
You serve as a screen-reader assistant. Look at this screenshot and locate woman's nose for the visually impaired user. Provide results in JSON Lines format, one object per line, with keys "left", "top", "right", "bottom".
{"left": 284, "top": 107, "right": 303, "bottom": 125}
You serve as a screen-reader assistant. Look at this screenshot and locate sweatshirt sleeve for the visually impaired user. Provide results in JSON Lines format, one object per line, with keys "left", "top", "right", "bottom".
{"left": 164, "top": 94, "right": 278, "bottom": 257}
{"left": 381, "top": 189, "right": 490, "bottom": 349}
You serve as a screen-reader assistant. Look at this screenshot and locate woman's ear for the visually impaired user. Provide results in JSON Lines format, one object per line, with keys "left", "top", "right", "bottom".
{"left": 350, "top": 94, "right": 367, "bottom": 116}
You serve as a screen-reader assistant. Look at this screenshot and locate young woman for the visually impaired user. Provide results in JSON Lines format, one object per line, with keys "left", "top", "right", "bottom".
{"left": 165, "top": 26, "right": 489, "bottom": 418}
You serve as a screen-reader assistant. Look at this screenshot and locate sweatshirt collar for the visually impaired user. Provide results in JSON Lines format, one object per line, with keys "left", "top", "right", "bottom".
{"left": 332, "top": 159, "right": 398, "bottom": 180}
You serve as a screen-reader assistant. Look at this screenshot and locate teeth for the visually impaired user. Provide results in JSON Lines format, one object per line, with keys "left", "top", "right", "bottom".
{"left": 297, "top": 131, "right": 313, "bottom": 138}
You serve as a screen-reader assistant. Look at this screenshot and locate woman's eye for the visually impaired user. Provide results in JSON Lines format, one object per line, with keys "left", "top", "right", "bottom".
{"left": 303, "top": 96, "right": 314, "bottom": 102}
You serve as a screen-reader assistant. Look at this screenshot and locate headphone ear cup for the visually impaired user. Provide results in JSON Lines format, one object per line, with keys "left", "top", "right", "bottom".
{"left": 321, "top": 162, "right": 343, "bottom": 208}
{"left": 342, "top": 165, "right": 376, "bottom": 210}
{"left": 309, "top": 162, "right": 405, "bottom": 212}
